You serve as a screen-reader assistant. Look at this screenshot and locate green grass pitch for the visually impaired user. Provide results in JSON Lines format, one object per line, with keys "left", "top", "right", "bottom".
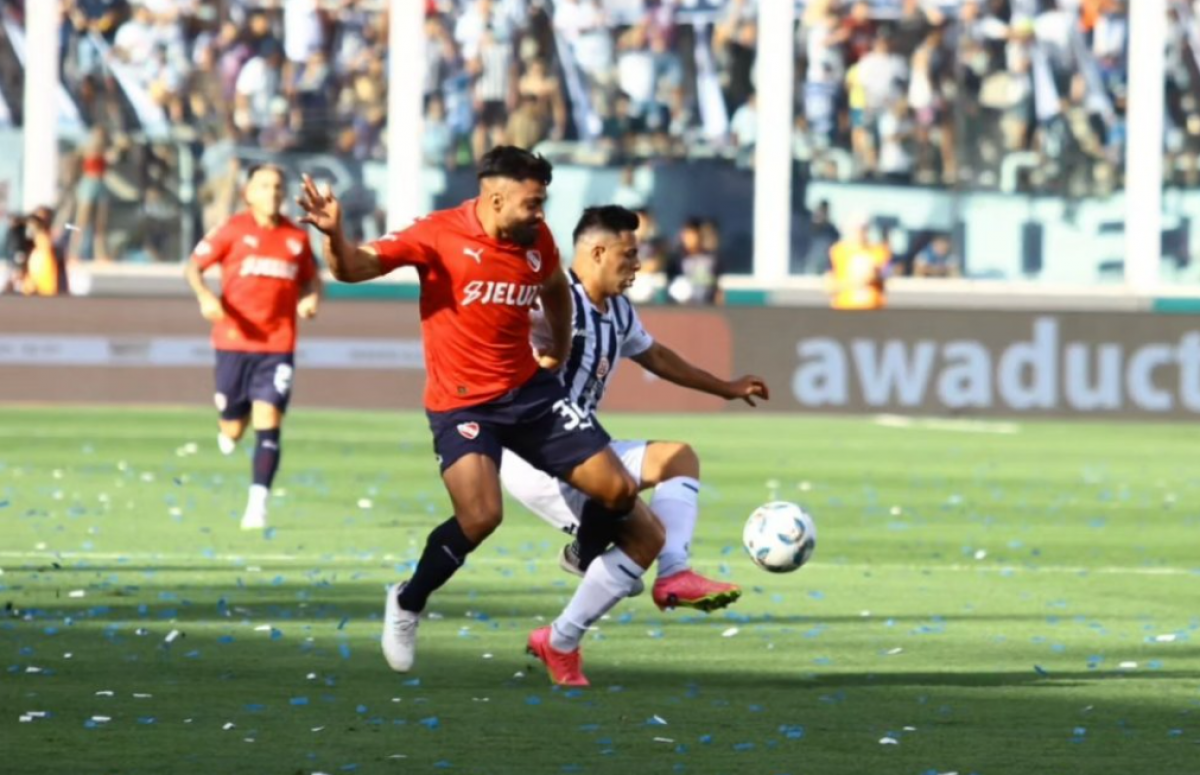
{"left": 2, "top": 406, "right": 1198, "bottom": 774}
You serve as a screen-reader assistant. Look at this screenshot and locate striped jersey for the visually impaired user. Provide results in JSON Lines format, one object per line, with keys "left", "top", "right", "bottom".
{"left": 531, "top": 272, "right": 654, "bottom": 416}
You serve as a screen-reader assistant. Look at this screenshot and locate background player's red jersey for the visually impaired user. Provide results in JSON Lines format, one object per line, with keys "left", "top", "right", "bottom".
{"left": 369, "top": 199, "right": 560, "bottom": 411}
{"left": 191, "top": 212, "right": 316, "bottom": 353}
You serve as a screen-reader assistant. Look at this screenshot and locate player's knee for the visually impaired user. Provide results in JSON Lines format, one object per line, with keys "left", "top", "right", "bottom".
{"left": 457, "top": 506, "right": 503, "bottom": 543}
{"left": 602, "top": 471, "right": 639, "bottom": 514}
{"left": 664, "top": 443, "right": 699, "bottom": 480}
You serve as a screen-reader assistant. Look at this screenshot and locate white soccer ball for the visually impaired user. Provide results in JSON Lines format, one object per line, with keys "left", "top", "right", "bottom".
{"left": 742, "top": 501, "right": 817, "bottom": 573}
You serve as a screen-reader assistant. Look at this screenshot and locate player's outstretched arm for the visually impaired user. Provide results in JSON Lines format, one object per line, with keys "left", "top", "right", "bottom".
{"left": 536, "top": 267, "right": 573, "bottom": 370}
{"left": 296, "top": 174, "right": 387, "bottom": 284}
{"left": 632, "top": 342, "right": 770, "bottom": 407}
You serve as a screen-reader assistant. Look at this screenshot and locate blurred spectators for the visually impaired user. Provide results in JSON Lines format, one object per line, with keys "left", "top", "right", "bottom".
{"left": 1, "top": 0, "right": 1156, "bottom": 265}
{"left": 666, "top": 215, "right": 722, "bottom": 305}
{"left": 913, "top": 233, "right": 961, "bottom": 277}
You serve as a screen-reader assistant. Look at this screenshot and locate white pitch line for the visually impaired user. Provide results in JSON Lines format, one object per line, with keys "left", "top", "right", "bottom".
{"left": 873, "top": 414, "right": 1021, "bottom": 435}
{"left": 0, "top": 550, "right": 1193, "bottom": 576}
{"left": 0, "top": 428, "right": 404, "bottom": 443}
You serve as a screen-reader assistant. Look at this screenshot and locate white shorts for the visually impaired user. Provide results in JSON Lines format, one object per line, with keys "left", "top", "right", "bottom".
{"left": 500, "top": 440, "right": 649, "bottom": 534}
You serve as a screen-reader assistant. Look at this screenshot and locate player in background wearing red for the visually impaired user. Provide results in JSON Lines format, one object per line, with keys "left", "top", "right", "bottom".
{"left": 296, "top": 147, "right": 663, "bottom": 686}
{"left": 184, "top": 164, "right": 321, "bottom": 531}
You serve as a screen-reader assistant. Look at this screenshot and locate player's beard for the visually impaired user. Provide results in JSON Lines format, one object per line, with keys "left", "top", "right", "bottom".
{"left": 508, "top": 222, "right": 538, "bottom": 246}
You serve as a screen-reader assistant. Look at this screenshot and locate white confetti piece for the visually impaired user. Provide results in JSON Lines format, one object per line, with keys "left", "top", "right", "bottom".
{"left": 388, "top": 755, "right": 408, "bottom": 759}
{"left": 91, "top": 716, "right": 111, "bottom": 723}
{"left": 798, "top": 481, "right": 812, "bottom": 491}
{"left": 974, "top": 549, "right": 987, "bottom": 560}
{"left": 26, "top": 711, "right": 47, "bottom": 718}
{"left": 94, "top": 690, "right": 114, "bottom": 697}
{"left": 879, "top": 736, "right": 899, "bottom": 745}
{"left": 52, "top": 469, "right": 63, "bottom": 479}
{"left": 223, "top": 722, "right": 235, "bottom": 730}
{"left": 63, "top": 653, "right": 73, "bottom": 659}
{"left": 903, "top": 726, "right": 917, "bottom": 731}
{"left": 306, "top": 672, "right": 318, "bottom": 680}
{"left": 311, "top": 726, "right": 325, "bottom": 732}
{"left": 886, "top": 647, "right": 903, "bottom": 655}
{"left": 653, "top": 737, "right": 675, "bottom": 743}
{"left": 34, "top": 542, "right": 47, "bottom": 550}
{"left": 25, "top": 666, "right": 42, "bottom": 673}
{"left": 19, "top": 715, "right": 32, "bottom": 723}
{"left": 860, "top": 610, "right": 871, "bottom": 617}
{"left": 140, "top": 472, "right": 155, "bottom": 482}
{"left": 246, "top": 567, "right": 262, "bottom": 573}
{"left": 722, "top": 627, "right": 740, "bottom": 638}
{"left": 1119, "top": 661, "right": 1138, "bottom": 669}
{"left": 652, "top": 715, "right": 668, "bottom": 725}
{"left": 472, "top": 698, "right": 490, "bottom": 702}
{"left": 68, "top": 590, "right": 86, "bottom": 598}
{"left": 164, "top": 629, "right": 181, "bottom": 644}
{"left": 254, "top": 624, "right": 272, "bottom": 632}
{"left": 513, "top": 671, "right": 526, "bottom": 679}
{"left": 890, "top": 506, "right": 902, "bottom": 515}
{"left": 357, "top": 498, "right": 373, "bottom": 509}
{"left": 1155, "top": 634, "right": 1177, "bottom": 643}
{"left": 243, "top": 738, "right": 255, "bottom": 743}
{"left": 184, "top": 442, "right": 198, "bottom": 454}
{"left": 482, "top": 653, "right": 494, "bottom": 659}
{"left": 132, "top": 694, "right": 152, "bottom": 699}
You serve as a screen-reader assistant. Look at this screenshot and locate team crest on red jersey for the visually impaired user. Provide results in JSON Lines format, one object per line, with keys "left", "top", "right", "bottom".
{"left": 525, "top": 250, "right": 542, "bottom": 272}
{"left": 287, "top": 238, "right": 304, "bottom": 256}
{"left": 456, "top": 422, "right": 480, "bottom": 440}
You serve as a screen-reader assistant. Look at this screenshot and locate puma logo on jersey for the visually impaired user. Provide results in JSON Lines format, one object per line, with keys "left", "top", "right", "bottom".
{"left": 240, "top": 257, "right": 299, "bottom": 280}
{"left": 461, "top": 280, "right": 540, "bottom": 307}
{"left": 463, "top": 247, "right": 484, "bottom": 264}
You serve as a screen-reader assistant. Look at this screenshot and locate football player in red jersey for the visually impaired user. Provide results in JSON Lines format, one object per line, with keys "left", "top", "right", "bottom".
{"left": 297, "top": 147, "right": 663, "bottom": 686}
{"left": 185, "top": 164, "right": 321, "bottom": 531}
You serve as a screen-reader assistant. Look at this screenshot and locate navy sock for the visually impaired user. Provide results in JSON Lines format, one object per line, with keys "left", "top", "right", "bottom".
{"left": 575, "top": 499, "right": 628, "bottom": 571}
{"left": 252, "top": 428, "right": 281, "bottom": 488}
{"left": 398, "top": 517, "right": 476, "bottom": 613}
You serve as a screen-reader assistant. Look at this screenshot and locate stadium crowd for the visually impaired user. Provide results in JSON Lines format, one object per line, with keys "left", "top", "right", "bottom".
{"left": 0, "top": 0, "right": 1185, "bottom": 280}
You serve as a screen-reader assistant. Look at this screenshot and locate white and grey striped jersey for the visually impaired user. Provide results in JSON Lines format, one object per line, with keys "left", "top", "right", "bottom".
{"left": 531, "top": 273, "right": 654, "bottom": 417}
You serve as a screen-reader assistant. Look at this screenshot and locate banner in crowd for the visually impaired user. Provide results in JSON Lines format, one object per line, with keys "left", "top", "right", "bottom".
{"left": 5, "top": 299, "right": 1198, "bottom": 418}
{"left": 728, "top": 308, "right": 1200, "bottom": 418}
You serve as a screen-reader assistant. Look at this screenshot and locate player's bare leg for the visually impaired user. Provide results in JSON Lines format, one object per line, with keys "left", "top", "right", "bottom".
{"left": 217, "top": 416, "right": 246, "bottom": 456}
{"left": 240, "top": 402, "right": 282, "bottom": 530}
{"left": 639, "top": 441, "right": 741, "bottom": 612}
{"left": 383, "top": 453, "right": 503, "bottom": 672}
{"left": 527, "top": 449, "right": 664, "bottom": 686}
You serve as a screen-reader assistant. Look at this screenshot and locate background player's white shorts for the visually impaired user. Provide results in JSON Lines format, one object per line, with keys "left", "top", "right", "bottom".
{"left": 500, "top": 440, "right": 649, "bottom": 534}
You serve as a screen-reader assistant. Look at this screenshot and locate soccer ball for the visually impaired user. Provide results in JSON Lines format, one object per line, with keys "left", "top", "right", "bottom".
{"left": 742, "top": 501, "right": 817, "bottom": 573}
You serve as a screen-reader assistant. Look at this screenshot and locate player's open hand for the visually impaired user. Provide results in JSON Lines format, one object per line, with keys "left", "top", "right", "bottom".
{"left": 726, "top": 375, "right": 770, "bottom": 407}
{"left": 296, "top": 174, "right": 342, "bottom": 235}
{"left": 198, "top": 292, "right": 225, "bottom": 322}
{"left": 297, "top": 294, "right": 319, "bottom": 320}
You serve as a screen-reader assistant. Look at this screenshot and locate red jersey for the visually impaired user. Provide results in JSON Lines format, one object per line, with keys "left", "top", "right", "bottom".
{"left": 190, "top": 212, "right": 316, "bottom": 354}
{"left": 369, "top": 199, "right": 560, "bottom": 411}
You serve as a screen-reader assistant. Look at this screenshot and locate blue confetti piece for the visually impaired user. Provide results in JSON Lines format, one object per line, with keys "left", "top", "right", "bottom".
{"left": 699, "top": 735, "right": 713, "bottom": 745}
{"left": 137, "top": 717, "right": 156, "bottom": 725}
{"left": 420, "top": 716, "right": 440, "bottom": 730}
{"left": 340, "top": 765, "right": 359, "bottom": 772}
{"left": 733, "top": 742, "right": 755, "bottom": 752}
{"left": 779, "top": 724, "right": 805, "bottom": 739}
{"left": 290, "top": 697, "right": 309, "bottom": 706}
{"left": 355, "top": 705, "right": 367, "bottom": 714}
{"left": 264, "top": 527, "right": 277, "bottom": 540}
{"left": 1034, "top": 665, "right": 1050, "bottom": 677}
{"left": 0, "top": 500, "right": 9, "bottom": 508}
{"left": 526, "top": 696, "right": 542, "bottom": 706}
{"left": 1073, "top": 727, "right": 1087, "bottom": 736}
{"left": 270, "top": 628, "right": 283, "bottom": 640}
{"left": 339, "top": 643, "right": 351, "bottom": 660}
{"left": 245, "top": 704, "right": 265, "bottom": 713}
{"left": 184, "top": 650, "right": 200, "bottom": 658}
{"left": 217, "top": 635, "right": 234, "bottom": 644}
{"left": 578, "top": 724, "right": 600, "bottom": 732}
{"left": 337, "top": 617, "right": 349, "bottom": 630}
{"left": 403, "top": 678, "right": 420, "bottom": 687}
{"left": 1147, "top": 660, "right": 1163, "bottom": 670}
{"left": 433, "top": 761, "right": 452, "bottom": 769}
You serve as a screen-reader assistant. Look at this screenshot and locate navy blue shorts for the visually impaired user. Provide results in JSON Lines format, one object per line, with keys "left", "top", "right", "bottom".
{"left": 213, "top": 350, "right": 295, "bottom": 421}
{"left": 427, "top": 369, "right": 611, "bottom": 478}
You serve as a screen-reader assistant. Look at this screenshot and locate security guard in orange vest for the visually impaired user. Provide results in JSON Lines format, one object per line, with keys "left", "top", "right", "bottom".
{"left": 824, "top": 214, "right": 890, "bottom": 310}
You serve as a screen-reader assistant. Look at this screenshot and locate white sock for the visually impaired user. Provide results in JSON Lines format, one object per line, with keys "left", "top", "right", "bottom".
{"left": 550, "top": 547, "right": 645, "bottom": 652}
{"left": 247, "top": 484, "right": 269, "bottom": 512}
{"left": 651, "top": 477, "right": 700, "bottom": 580}
{"left": 217, "top": 432, "right": 238, "bottom": 456}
